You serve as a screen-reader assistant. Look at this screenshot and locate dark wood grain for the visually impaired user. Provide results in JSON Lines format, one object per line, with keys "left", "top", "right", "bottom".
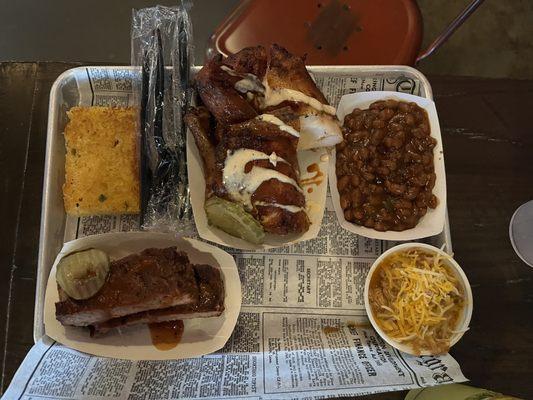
{"left": 0, "top": 63, "right": 37, "bottom": 393}
{"left": 0, "top": 62, "right": 83, "bottom": 393}
{"left": 432, "top": 77, "right": 533, "bottom": 398}
{"left": 0, "top": 63, "right": 532, "bottom": 399}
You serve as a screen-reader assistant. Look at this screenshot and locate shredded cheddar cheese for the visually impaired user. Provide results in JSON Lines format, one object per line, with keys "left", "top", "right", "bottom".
{"left": 369, "top": 248, "right": 465, "bottom": 355}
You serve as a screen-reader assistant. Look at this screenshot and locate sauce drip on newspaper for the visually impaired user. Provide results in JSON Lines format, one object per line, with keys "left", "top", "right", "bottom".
{"left": 149, "top": 320, "right": 184, "bottom": 350}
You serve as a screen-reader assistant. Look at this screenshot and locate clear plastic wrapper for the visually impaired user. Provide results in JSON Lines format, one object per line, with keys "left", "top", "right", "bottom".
{"left": 131, "top": 2, "right": 195, "bottom": 234}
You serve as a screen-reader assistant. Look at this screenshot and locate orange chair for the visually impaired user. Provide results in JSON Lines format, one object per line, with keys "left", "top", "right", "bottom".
{"left": 207, "top": 0, "right": 484, "bottom": 65}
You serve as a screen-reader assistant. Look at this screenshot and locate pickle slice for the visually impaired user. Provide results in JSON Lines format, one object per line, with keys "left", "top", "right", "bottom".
{"left": 56, "top": 248, "right": 110, "bottom": 300}
{"left": 205, "top": 196, "right": 265, "bottom": 244}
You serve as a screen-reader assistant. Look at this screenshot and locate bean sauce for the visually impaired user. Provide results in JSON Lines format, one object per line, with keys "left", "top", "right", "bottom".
{"left": 336, "top": 100, "right": 438, "bottom": 231}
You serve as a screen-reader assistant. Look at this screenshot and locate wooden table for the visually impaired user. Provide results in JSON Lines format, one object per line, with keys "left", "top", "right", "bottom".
{"left": 1, "top": 62, "right": 532, "bottom": 399}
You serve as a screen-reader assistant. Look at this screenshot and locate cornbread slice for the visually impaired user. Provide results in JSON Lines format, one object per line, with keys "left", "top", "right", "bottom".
{"left": 63, "top": 106, "right": 140, "bottom": 216}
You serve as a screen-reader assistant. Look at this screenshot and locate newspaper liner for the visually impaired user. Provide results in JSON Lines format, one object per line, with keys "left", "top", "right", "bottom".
{"left": 188, "top": 129, "right": 329, "bottom": 250}
{"left": 329, "top": 91, "right": 447, "bottom": 241}
{"left": 43, "top": 232, "right": 241, "bottom": 360}
{"left": 4, "top": 67, "right": 467, "bottom": 400}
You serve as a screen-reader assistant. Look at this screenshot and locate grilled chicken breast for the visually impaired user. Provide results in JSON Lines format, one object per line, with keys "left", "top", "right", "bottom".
{"left": 188, "top": 44, "right": 341, "bottom": 238}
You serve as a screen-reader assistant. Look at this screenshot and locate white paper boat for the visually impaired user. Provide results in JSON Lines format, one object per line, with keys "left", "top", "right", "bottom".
{"left": 44, "top": 232, "right": 241, "bottom": 360}
{"left": 329, "top": 91, "right": 447, "bottom": 241}
{"left": 187, "top": 129, "right": 329, "bottom": 250}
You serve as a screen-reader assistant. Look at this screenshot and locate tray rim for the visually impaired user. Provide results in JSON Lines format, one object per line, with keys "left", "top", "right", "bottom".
{"left": 35, "top": 64, "right": 445, "bottom": 342}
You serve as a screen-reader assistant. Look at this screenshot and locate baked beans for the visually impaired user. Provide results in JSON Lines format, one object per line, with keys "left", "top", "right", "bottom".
{"left": 336, "top": 100, "right": 438, "bottom": 231}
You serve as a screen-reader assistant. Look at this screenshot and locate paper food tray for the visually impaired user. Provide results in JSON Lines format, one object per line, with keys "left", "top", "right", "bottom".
{"left": 188, "top": 135, "right": 329, "bottom": 250}
{"left": 329, "top": 91, "right": 447, "bottom": 241}
{"left": 44, "top": 232, "right": 241, "bottom": 360}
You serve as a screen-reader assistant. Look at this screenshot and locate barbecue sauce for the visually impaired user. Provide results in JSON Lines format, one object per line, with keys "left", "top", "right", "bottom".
{"left": 148, "top": 320, "right": 184, "bottom": 350}
{"left": 300, "top": 163, "right": 324, "bottom": 187}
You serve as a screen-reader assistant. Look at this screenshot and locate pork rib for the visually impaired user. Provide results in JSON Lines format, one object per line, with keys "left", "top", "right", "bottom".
{"left": 55, "top": 247, "right": 199, "bottom": 327}
{"left": 90, "top": 263, "right": 225, "bottom": 335}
